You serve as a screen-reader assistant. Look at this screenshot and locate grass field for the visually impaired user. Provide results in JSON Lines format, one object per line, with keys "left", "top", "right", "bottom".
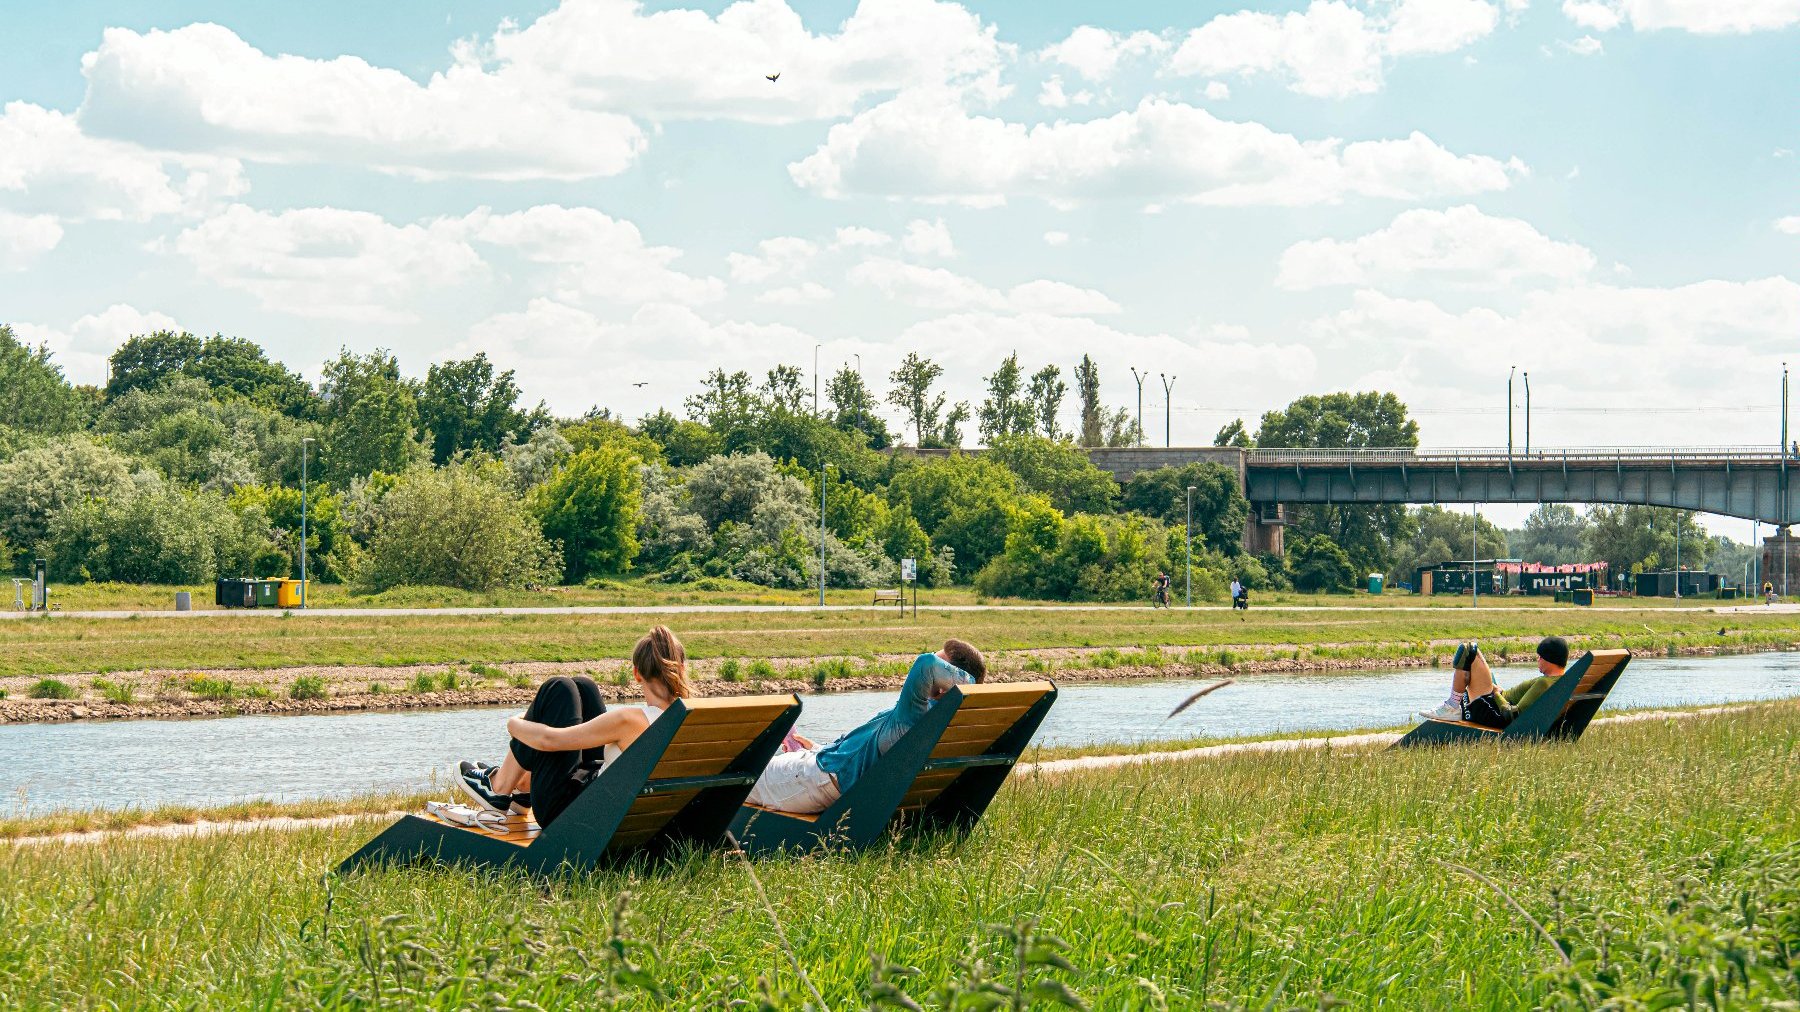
{"left": 2, "top": 703, "right": 1796, "bottom": 1008}
{"left": 1, "top": 594, "right": 1792, "bottom": 681}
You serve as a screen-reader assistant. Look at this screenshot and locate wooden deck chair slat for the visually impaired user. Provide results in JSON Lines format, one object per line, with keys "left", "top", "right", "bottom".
{"left": 729, "top": 680, "right": 1057, "bottom": 856}
{"left": 659, "top": 739, "right": 771, "bottom": 763}
{"left": 338, "top": 693, "right": 801, "bottom": 875}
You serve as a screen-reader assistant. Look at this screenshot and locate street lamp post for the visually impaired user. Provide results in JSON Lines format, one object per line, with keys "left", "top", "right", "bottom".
{"left": 818, "top": 461, "right": 833, "bottom": 607}
{"left": 1523, "top": 371, "right": 1531, "bottom": 453}
{"left": 1471, "top": 503, "right": 1480, "bottom": 609}
{"left": 1160, "top": 373, "right": 1176, "bottom": 448}
{"left": 1185, "top": 485, "right": 1196, "bottom": 607}
{"left": 813, "top": 344, "right": 821, "bottom": 415}
{"left": 1674, "top": 509, "right": 1681, "bottom": 601}
{"left": 1130, "top": 361, "right": 1144, "bottom": 441}
{"left": 1507, "top": 365, "right": 1515, "bottom": 458}
{"left": 300, "top": 437, "right": 314, "bottom": 609}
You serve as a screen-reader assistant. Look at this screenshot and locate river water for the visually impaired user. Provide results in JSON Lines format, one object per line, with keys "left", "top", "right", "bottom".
{"left": 6, "top": 652, "right": 1799, "bottom": 817}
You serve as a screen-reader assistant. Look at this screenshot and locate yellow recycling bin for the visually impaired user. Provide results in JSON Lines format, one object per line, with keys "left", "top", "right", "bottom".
{"left": 276, "top": 578, "right": 306, "bottom": 607}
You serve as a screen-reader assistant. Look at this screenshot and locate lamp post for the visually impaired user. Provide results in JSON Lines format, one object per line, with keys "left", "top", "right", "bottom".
{"left": 818, "top": 461, "right": 833, "bottom": 607}
{"left": 300, "top": 437, "right": 314, "bottom": 609}
{"left": 1185, "top": 485, "right": 1196, "bottom": 607}
{"left": 1160, "top": 373, "right": 1176, "bottom": 448}
{"left": 813, "top": 344, "right": 821, "bottom": 415}
{"left": 1507, "top": 365, "right": 1515, "bottom": 457}
{"left": 1673, "top": 509, "right": 1680, "bottom": 601}
{"left": 1471, "top": 503, "right": 1480, "bottom": 609}
{"left": 1523, "top": 371, "right": 1531, "bottom": 453}
{"left": 1130, "top": 361, "right": 1144, "bottom": 441}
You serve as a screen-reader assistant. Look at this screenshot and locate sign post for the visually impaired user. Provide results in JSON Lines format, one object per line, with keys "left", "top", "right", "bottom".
{"left": 901, "top": 558, "right": 917, "bottom": 618}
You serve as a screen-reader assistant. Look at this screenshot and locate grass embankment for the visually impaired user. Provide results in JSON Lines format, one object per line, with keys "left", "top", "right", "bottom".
{"left": 2, "top": 599, "right": 1791, "bottom": 684}
{"left": 2, "top": 705, "right": 1797, "bottom": 1007}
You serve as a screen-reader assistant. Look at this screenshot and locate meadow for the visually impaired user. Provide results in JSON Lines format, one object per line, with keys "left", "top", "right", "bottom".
{"left": 2, "top": 703, "right": 1797, "bottom": 1008}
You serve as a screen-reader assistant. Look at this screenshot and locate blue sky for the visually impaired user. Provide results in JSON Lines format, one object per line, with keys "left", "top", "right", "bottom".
{"left": 3, "top": 0, "right": 1797, "bottom": 531}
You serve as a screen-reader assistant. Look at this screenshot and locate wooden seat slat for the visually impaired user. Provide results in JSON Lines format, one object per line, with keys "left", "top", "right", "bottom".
{"left": 935, "top": 716, "right": 1029, "bottom": 744}
{"left": 952, "top": 685, "right": 1053, "bottom": 709}
{"left": 644, "top": 756, "right": 741, "bottom": 780}
{"left": 1420, "top": 717, "right": 1501, "bottom": 733}
{"left": 657, "top": 738, "right": 765, "bottom": 763}
{"left": 676, "top": 699, "right": 797, "bottom": 726}
{"left": 740, "top": 802, "right": 821, "bottom": 824}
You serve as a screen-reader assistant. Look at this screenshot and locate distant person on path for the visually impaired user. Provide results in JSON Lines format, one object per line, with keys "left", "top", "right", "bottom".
{"left": 745, "top": 639, "right": 985, "bottom": 815}
{"left": 454, "top": 626, "right": 692, "bottom": 826}
{"left": 1765, "top": 581, "right": 1778, "bottom": 605}
{"left": 1420, "top": 637, "right": 1569, "bottom": 727}
{"left": 1152, "top": 572, "right": 1171, "bottom": 608}
{"left": 1229, "top": 578, "right": 1245, "bottom": 610}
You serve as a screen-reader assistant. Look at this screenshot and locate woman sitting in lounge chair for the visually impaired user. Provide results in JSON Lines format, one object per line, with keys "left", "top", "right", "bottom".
{"left": 1420, "top": 636, "right": 1568, "bottom": 728}
{"left": 455, "top": 625, "right": 691, "bottom": 826}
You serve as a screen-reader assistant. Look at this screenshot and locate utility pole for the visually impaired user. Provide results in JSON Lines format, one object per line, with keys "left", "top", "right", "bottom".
{"left": 1185, "top": 485, "right": 1196, "bottom": 607}
{"left": 1130, "top": 361, "right": 1144, "bottom": 441}
{"left": 813, "top": 344, "right": 821, "bottom": 415}
{"left": 1674, "top": 509, "right": 1681, "bottom": 601}
{"left": 1471, "top": 503, "right": 1480, "bottom": 609}
{"left": 1159, "top": 373, "right": 1176, "bottom": 447}
{"left": 300, "top": 437, "right": 314, "bottom": 609}
{"left": 1523, "top": 371, "right": 1531, "bottom": 453}
{"left": 1507, "top": 365, "right": 1515, "bottom": 457}
{"left": 1785, "top": 363, "right": 1791, "bottom": 596}
{"left": 818, "top": 461, "right": 832, "bottom": 607}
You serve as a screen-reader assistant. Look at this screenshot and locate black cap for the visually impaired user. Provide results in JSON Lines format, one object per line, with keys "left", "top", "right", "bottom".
{"left": 1536, "top": 636, "right": 1569, "bottom": 668}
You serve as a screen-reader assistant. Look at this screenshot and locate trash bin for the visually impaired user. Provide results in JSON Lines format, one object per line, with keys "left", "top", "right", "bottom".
{"left": 254, "top": 579, "right": 281, "bottom": 608}
{"left": 1366, "top": 573, "right": 1384, "bottom": 595}
{"left": 215, "top": 578, "right": 254, "bottom": 608}
{"left": 175, "top": 591, "right": 191, "bottom": 611}
{"left": 1573, "top": 589, "right": 1594, "bottom": 607}
{"left": 276, "top": 578, "right": 304, "bottom": 608}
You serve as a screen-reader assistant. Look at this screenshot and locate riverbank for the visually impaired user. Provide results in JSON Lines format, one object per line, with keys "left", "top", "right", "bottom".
{"left": 5, "top": 632, "right": 1797, "bottom": 725}
{"left": 2, "top": 703, "right": 1795, "bottom": 1007}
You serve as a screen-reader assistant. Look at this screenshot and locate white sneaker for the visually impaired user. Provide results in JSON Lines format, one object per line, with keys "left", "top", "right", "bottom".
{"left": 1419, "top": 698, "right": 1461, "bottom": 721}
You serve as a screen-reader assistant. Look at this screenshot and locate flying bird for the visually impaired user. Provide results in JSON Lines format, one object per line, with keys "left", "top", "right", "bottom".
{"left": 632, "top": 382, "right": 648, "bottom": 388}
{"left": 1165, "top": 679, "right": 1234, "bottom": 721}
{"left": 765, "top": 72, "right": 780, "bottom": 82}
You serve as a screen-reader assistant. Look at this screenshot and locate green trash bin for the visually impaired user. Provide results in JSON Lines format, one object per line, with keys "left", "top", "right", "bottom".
{"left": 1366, "top": 573, "right": 1384, "bottom": 595}
{"left": 1573, "top": 589, "right": 1594, "bottom": 607}
{"left": 254, "top": 579, "right": 281, "bottom": 608}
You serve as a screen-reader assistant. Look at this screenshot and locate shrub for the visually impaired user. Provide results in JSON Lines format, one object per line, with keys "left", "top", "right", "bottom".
{"left": 185, "top": 677, "right": 238, "bottom": 700}
{"left": 367, "top": 682, "right": 386, "bottom": 695}
{"left": 29, "top": 678, "right": 76, "bottom": 700}
{"left": 506, "top": 672, "right": 531, "bottom": 689}
{"left": 531, "top": 445, "right": 644, "bottom": 581}
{"left": 610, "top": 668, "right": 631, "bottom": 687}
{"left": 746, "top": 659, "right": 776, "bottom": 681}
{"left": 0, "top": 688, "right": 7, "bottom": 699}
{"left": 810, "top": 658, "right": 855, "bottom": 689}
{"left": 408, "top": 672, "right": 438, "bottom": 694}
{"left": 289, "top": 676, "right": 327, "bottom": 700}
{"left": 468, "top": 662, "right": 503, "bottom": 680}
{"left": 437, "top": 670, "right": 462, "bottom": 692}
{"left": 1023, "top": 655, "right": 1052, "bottom": 674}
{"left": 717, "top": 658, "right": 742, "bottom": 682}
{"left": 0, "top": 436, "right": 134, "bottom": 553}
{"left": 353, "top": 462, "right": 561, "bottom": 593}
{"left": 92, "top": 678, "right": 137, "bottom": 703}
{"left": 48, "top": 476, "right": 278, "bottom": 583}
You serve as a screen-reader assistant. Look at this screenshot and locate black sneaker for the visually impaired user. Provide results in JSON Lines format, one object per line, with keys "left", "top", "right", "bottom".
{"left": 453, "top": 761, "right": 510, "bottom": 814}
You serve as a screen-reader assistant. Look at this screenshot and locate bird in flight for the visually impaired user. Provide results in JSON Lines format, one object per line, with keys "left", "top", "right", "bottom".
{"left": 766, "top": 72, "right": 780, "bottom": 82}
{"left": 632, "top": 382, "right": 648, "bottom": 388}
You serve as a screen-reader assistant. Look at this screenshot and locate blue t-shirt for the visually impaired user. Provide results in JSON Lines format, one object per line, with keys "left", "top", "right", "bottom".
{"left": 815, "top": 652, "right": 971, "bottom": 792}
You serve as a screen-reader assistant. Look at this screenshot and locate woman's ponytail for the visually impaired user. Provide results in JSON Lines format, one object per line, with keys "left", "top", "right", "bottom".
{"left": 632, "top": 625, "right": 693, "bottom": 699}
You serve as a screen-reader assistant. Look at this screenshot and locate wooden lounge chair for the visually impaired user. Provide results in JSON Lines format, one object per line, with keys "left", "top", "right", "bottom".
{"left": 1394, "top": 649, "right": 1631, "bottom": 748}
{"left": 728, "top": 680, "right": 1057, "bottom": 855}
{"left": 337, "top": 693, "right": 801, "bottom": 874}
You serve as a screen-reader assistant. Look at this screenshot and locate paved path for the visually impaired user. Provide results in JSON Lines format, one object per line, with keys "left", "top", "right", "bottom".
{"left": 1, "top": 602, "right": 1760, "bottom": 620}
{"left": 6, "top": 702, "right": 1766, "bottom": 848}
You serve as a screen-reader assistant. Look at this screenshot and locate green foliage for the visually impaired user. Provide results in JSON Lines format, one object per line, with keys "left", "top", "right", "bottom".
{"left": 986, "top": 434, "right": 1119, "bottom": 515}
{"left": 1387, "top": 505, "right": 1509, "bottom": 585}
{"left": 1214, "top": 418, "right": 1253, "bottom": 447}
{"left": 0, "top": 435, "right": 134, "bottom": 556}
{"left": 417, "top": 352, "right": 545, "bottom": 464}
{"left": 1027, "top": 364, "right": 1067, "bottom": 440}
{"left": 105, "top": 330, "right": 203, "bottom": 400}
{"left": 637, "top": 409, "right": 721, "bottom": 468}
{"left": 977, "top": 352, "right": 1035, "bottom": 444}
{"left": 1256, "top": 391, "right": 1419, "bottom": 573}
{"left": 1585, "top": 505, "right": 1713, "bottom": 577}
{"left": 888, "top": 454, "right": 1024, "bottom": 578}
{"left": 1073, "top": 355, "right": 1103, "bottom": 448}
{"left": 184, "top": 676, "right": 239, "bottom": 700}
{"left": 532, "top": 445, "right": 645, "bottom": 581}
{"left": 746, "top": 658, "right": 776, "bottom": 681}
{"left": 0, "top": 325, "right": 87, "bottom": 436}
{"left": 29, "top": 677, "right": 75, "bottom": 699}
{"left": 288, "top": 676, "right": 327, "bottom": 700}
{"left": 718, "top": 658, "right": 742, "bottom": 682}
{"left": 91, "top": 678, "right": 136, "bottom": 703}
{"left": 976, "top": 501, "right": 1181, "bottom": 602}
{"left": 49, "top": 478, "right": 279, "bottom": 583}
{"left": 319, "top": 348, "right": 428, "bottom": 483}
{"left": 228, "top": 482, "right": 342, "bottom": 582}
{"left": 1120, "top": 461, "right": 1249, "bottom": 555}
{"left": 826, "top": 365, "right": 890, "bottom": 449}
{"left": 353, "top": 463, "right": 561, "bottom": 593}
{"left": 506, "top": 672, "right": 532, "bottom": 689}
{"left": 1287, "top": 532, "right": 1357, "bottom": 593}
{"left": 408, "top": 672, "right": 439, "bottom": 694}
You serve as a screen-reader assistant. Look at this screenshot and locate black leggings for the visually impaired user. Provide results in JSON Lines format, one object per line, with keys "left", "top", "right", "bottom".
{"left": 509, "top": 675, "right": 606, "bottom": 827}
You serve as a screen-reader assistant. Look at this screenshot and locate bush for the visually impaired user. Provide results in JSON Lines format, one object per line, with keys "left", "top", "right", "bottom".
{"left": 507, "top": 672, "right": 531, "bottom": 689}
{"left": 436, "top": 670, "right": 463, "bottom": 692}
{"left": 532, "top": 446, "right": 644, "bottom": 581}
{"left": 0, "top": 436, "right": 133, "bottom": 555}
{"left": 29, "top": 678, "right": 76, "bottom": 699}
{"left": 717, "top": 658, "right": 742, "bottom": 682}
{"left": 289, "top": 676, "right": 327, "bottom": 700}
{"left": 1288, "top": 533, "right": 1357, "bottom": 593}
{"left": 48, "top": 476, "right": 278, "bottom": 583}
{"left": 746, "top": 659, "right": 776, "bottom": 681}
{"left": 976, "top": 503, "right": 1179, "bottom": 602}
{"left": 468, "top": 662, "right": 503, "bottom": 680}
{"left": 352, "top": 463, "right": 561, "bottom": 593}
{"left": 408, "top": 672, "right": 438, "bottom": 694}
{"left": 367, "top": 682, "right": 386, "bottom": 695}
{"left": 810, "top": 658, "right": 855, "bottom": 689}
{"left": 185, "top": 677, "right": 238, "bottom": 700}
{"left": 92, "top": 678, "right": 137, "bottom": 703}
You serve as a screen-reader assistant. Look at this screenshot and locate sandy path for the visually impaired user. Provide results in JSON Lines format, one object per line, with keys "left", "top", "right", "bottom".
{"left": 5, "top": 703, "right": 1766, "bottom": 849}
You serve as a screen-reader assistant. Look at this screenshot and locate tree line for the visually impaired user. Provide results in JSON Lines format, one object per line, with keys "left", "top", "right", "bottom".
{"left": 0, "top": 325, "right": 1738, "bottom": 598}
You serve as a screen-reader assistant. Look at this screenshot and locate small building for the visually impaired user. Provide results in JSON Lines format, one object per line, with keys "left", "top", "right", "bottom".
{"left": 1499, "top": 561, "right": 1609, "bottom": 595}
{"left": 1634, "top": 570, "right": 1721, "bottom": 598}
{"left": 1415, "top": 559, "right": 1520, "bottom": 596}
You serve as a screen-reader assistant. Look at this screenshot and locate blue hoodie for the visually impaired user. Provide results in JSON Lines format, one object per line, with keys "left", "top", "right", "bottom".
{"left": 815, "top": 651, "right": 971, "bottom": 792}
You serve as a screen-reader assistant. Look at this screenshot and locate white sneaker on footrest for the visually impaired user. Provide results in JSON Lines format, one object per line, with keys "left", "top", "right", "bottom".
{"left": 1419, "top": 698, "right": 1461, "bottom": 721}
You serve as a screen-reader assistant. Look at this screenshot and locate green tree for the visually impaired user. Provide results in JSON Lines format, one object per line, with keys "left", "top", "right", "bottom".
{"left": 886, "top": 454, "right": 1021, "bottom": 577}
{"left": 319, "top": 349, "right": 428, "bottom": 482}
{"left": 0, "top": 325, "right": 86, "bottom": 435}
{"left": 977, "top": 352, "right": 1033, "bottom": 444}
{"left": 1028, "top": 364, "right": 1066, "bottom": 440}
{"left": 638, "top": 409, "right": 722, "bottom": 468}
{"left": 1255, "top": 392, "right": 1420, "bottom": 573}
{"left": 826, "top": 365, "right": 890, "bottom": 449}
{"left": 761, "top": 365, "right": 808, "bottom": 416}
{"left": 1584, "top": 505, "right": 1712, "bottom": 578}
{"left": 105, "top": 330, "right": 204, "bottom": 399}
{"left": 976, "top": 505, "right": 1184, "bottom": 602}
{"left": 0, "top": 436, "right": 135, "bottom": 555}
{"left": 886, "top": 353, "right": 946, "bottom": 448}
{"left": 354, "top": 463, "right": 561, "bottom": 592}
{"left": 532, "top": 446, "right": 645, "bottom": 581}
{"left": 1287, "top": 532, "right": 1357, "bottom": 593}
{"left": 1387, "top": 505, "right": 1508, "bottom": 585}
{"left": 1507, "top": 504, "right": 1590, "bottom": 566}
{"left": 986, "top": 434, "right": 1118, "bottom": 515}
{"left": 1120, "top": 461, "right": 1249, "bottom": 555}
{"left": 229, "top": 482, "right": 345, "bottom": 582}
{"left": 937, "top": 401, "right": 971, "bottom": 450}
{"left": 189, "top": 335, "right": 316, "bottom": 417}
{"left": 1073, "top": 355, "right": 1103, "bottom": 448}
{"left": 1102, "top": 406, "right": 1140, "bottom": 447}
{"left": 418, "top": 353, "right": 544, "bottom": 464}
{"left": 1213, "top": 419, "right": 1253, "bottom": 448}
{"left": 49, "top": 478, "right": 280, "bottom": 583}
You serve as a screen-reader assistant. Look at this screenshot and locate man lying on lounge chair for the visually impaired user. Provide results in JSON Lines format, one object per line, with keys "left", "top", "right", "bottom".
{"left": 1420, "top": 636, "right": 1569, "bottom": 729}
{"left": 745, "top": 639, "right": 985, "bottom": 815}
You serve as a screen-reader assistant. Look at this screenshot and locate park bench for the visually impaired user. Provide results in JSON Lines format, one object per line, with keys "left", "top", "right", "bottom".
{"left": 1394, "top": 649, "right": 1631, "bottom": 748}
{"left": 728, "top": 680, "right": 1057, "bottom": 855}
{"left": 873, "top": 589, "right": 903, "bottom": 607}
{"left": 337, "top": 693, "right": 801, "bottom": 874}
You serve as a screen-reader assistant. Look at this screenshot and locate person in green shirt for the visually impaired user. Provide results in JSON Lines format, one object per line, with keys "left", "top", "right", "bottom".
{"left": 1419, "top": 636, "right": 1570, "bottom": 728}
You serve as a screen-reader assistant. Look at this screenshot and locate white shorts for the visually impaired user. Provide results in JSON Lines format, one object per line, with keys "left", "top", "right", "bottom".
{"left": 745, "top": 749, "right": 841, "bottom": 814}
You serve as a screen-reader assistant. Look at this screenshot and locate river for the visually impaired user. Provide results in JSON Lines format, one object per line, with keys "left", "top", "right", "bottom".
{"left": 5, "top": 652, "right": 1799, "bottom": 817}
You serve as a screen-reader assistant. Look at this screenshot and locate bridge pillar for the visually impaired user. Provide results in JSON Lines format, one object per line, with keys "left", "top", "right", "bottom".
{"left": 1243, "top": 503, "right": 1285, "bottom": 556}
{"left": 1763, "top": 527, "right": 1800, "bottom": 596}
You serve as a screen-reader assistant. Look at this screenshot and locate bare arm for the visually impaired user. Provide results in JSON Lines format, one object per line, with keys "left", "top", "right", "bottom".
{"left": 508, "top": 707, "right": 648, "bottom": 753}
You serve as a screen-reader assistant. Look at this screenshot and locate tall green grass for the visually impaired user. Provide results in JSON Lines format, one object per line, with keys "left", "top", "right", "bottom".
{"left": 1, "top": 706, "right": 1796, "bottom": 1007}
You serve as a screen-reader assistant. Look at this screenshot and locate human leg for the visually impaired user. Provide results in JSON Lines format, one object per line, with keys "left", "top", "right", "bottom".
{"left": 1460, "top": 646, "right": 1515, "bottom": 729}
{"left": 745, "top": 750, "right": 841, "bottom": 814}
{"left": 507, "top": 676, "right": 605, "bottom": 826}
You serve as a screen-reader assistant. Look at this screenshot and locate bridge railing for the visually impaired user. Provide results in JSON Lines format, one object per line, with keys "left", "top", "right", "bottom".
{"left": 1245, "top": 446, "right": 1790, "bottom": 465}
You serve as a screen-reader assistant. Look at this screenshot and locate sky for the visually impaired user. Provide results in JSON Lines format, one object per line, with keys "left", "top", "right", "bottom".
{"left": 2, "top": 0, "right": 1797, "bottom": 533}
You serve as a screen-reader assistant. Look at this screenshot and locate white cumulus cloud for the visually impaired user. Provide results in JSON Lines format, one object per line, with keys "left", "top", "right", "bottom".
{"left": 468, "top": 205, "right": 724, "bottom": 305}
{"left": 1277, "top": 205, "right": 1597, "bottom": 289}
{"left": 12, "top": 304, "right": 182, "bottom": 386}
{"left": 0, "top": 100, "right": 244, "bottom": 221}
{"left": 0, "top": 210, "right": 63, "bottom": 269}
{"left": 726, "top": 235, "right": 819, "bottom": 283}
{"left": 791, "top": 95, "right": 1524, "bottom": 207}
{"left": 1561, "top": 0, "right": 1800, "bottom": 33}
{"left": 901, "top": 218, "right": 956, "bottom": 257}
{"left": 849, "top": 257, "right": 1119, "bottom": 315}
{"left": 1778, "top": 216, "right": 1800, "bottom": 235}
{"left": 1037, "top": 26, "right": 1168, "bottom": 81}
